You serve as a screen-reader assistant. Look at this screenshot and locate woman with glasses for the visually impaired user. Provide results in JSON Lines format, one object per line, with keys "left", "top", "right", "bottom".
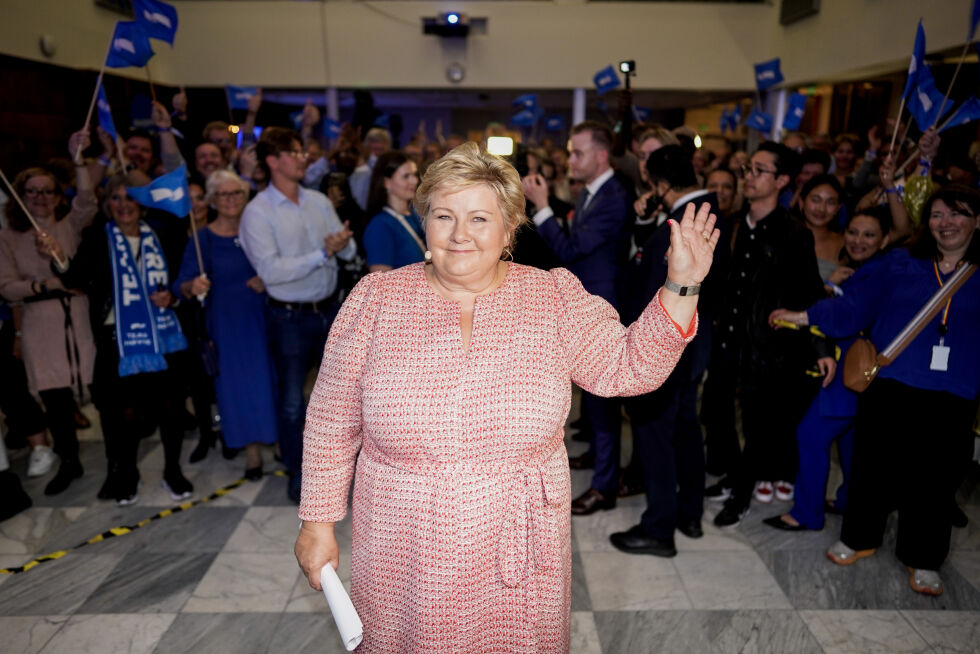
{"left": 0, "top": 130, "right": 97, "bottom": 495}
{"left": 175, "top": 170, "right": 277, "bottom": 479}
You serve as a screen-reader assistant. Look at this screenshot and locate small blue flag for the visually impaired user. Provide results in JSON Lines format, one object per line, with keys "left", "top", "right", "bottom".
{"left": 96, "top": 84, "right": 117, "bottom": 142}
{"left": 720, "top": 107, "right": 731, "bottom": 133}
{"left": 510, "top": 107, "right": 542, "bottom": 127}
{"left": 907, "top": 66, "right": 951, "bottom": 131}
{"left": 754, "top": 58, "right": 784, "bottom": 91}
{"left": 971, "top": 0, "right": 980, "bottom": 41}
{"left": 781, "top": 93, "right": 808, "bottom": 131}
{"left": 939, "top": 97, "right": 980, "bottom": 132}
{"left": 289, "top": 110, "right": 304, "bottom": 130}
{"left": 226, "top": 85, "right": 258, "bottom": 111}
{"left": 513, "top": 94, "right": 539, "bottom": 110}
{"left": 720, "top": 105, "right": 741, "bottom": 133}
{"left": 593, "top": 65, "right": 621, "bottom": 95}
{"left": 105, "top": 21, "right": 155, "bottom": 69}
{"left": 903, "top": 22, "right": 927, "bottom": 101}
{"left": 745, "top": 107, "right": 773, "bottom": 133}
{"left": 544, "top": 115, "right": 564, "bottom": 131}
{"left": 127, "top": 164, "right": 191, "bottom": 218}
{"left": 373, "top": 114, "right": 390, "bottom": 128}
{"left": 633, "top": 106, "right": 651, "bottom": 122}
{"left": 132, "top": 0, "right": 178, "bottom": 46}
{"left": 324, "top": 117, "right": 342, "bottom": 139}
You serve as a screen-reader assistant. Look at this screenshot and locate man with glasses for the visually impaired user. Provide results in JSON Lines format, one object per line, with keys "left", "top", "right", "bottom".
{"left": 706, "top": 142, "right": 830, "bottom": 528}
{"left": 240, "top": 127, "right": 355, "bottom": 503}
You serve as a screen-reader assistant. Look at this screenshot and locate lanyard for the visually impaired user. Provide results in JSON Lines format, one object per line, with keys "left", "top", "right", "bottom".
{"left": 932, "top": 260, "right": 952, "bottom": 335}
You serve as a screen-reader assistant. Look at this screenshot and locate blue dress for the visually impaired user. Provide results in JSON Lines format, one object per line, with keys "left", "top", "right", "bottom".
{"left": 362, "top": 208, "right": 425, "bottom": 269}
{"left": 174, "top": 228, "right": 278, "bottom": 448}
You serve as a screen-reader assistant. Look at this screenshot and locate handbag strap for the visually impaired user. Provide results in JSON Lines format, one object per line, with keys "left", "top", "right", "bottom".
{"left": 878, "top": 262, "right": 976, "bottom": 366}
{"left": 383, "top": 206, "right": 426, "bottom": 255}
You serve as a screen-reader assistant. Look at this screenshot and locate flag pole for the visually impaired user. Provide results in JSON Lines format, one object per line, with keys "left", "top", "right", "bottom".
{"left": 887, "top": 96, "right": 907, "bottom": 156}
{"left": 0, "top": 167, "right": 67, "bottom": 268}
{"left": 145, "top": 64, "right": 158, "bottom": 103}
{"left": 931, "top": 40, "right": 972, "bottom": 129}
{"left": 189, "top": 217, "right": 206, "bottom": 277}
{"left": 77, "top": 31, "right": 116, "bottom": 162}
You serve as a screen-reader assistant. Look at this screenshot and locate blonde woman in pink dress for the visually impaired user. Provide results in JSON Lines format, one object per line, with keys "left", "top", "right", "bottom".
{"left": 294, "top": 142, "right": 720, "bottom": 653}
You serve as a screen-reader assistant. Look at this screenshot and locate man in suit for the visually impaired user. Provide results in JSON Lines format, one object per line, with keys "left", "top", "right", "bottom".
{"left": 523, "top": 120, "right": 634, "bottom": 515}
{"left": 610, "top": 145, "right": 728, "bottom": 556}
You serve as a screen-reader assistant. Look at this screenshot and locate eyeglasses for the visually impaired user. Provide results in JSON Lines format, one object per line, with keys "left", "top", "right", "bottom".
{"left": 741, "top": 163, "right": 778, "bottom": 178}
{"left": 283, "top": 150, "right": 308, "bottom": 160}
{"left": 214, "top": 190, "right": 246, "bottom": 200}
{"left": 24, "top": 188, "right": 56, "bottom": 197}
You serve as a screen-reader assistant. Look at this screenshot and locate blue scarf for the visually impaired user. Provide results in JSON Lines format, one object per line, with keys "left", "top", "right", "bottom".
{"left": 106, "top": 221, "right": 187, "bottom": 376}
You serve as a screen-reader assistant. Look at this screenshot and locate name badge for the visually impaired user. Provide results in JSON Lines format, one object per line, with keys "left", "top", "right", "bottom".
{"left": 930, "top": 344, "right": 950, "bottom": 372}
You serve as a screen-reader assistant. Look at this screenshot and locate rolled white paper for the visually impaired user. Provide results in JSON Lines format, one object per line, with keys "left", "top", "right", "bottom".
{"left": 320, "top": 564, "right": 363, "bottom": 651}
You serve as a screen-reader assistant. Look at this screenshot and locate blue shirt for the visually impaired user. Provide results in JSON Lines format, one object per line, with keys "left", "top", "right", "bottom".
{"left": 240, "top": 183, "right": 356, "bottom": 303}
{"left": 807, "top": 248, "right": 980, "bottom": 400}
{"left": 363, "top": 208, "right": 425, "bottom": 269}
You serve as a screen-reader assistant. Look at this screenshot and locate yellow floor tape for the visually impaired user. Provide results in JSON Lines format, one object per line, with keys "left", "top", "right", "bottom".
{"left": 0, "top": 469, "right": 288, "bottom": 575}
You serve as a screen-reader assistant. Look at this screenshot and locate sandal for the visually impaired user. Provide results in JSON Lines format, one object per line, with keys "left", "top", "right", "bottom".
{"left": 826, "top": 540, "right": 875, "bottom": 565}
{"left": 908, "top": 567, "right": 943, "bottom": 596}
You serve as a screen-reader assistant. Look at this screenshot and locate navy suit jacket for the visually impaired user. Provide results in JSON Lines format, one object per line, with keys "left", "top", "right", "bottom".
{"left": 536, "top": 172, "right": 633, "bottom": 307}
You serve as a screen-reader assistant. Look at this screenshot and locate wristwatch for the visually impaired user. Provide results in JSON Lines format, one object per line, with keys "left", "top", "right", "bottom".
{"left": 664, "top": 279, "right": 700, "bottom": 296}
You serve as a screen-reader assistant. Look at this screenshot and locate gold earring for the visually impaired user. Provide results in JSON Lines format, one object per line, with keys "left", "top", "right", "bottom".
{"left": 424, "top": 250, "right": 432, "bottom": 263}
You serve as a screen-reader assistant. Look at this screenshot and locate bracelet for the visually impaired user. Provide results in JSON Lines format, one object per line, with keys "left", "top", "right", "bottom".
{"left": 919, "top": 158, "right": 932, "bottom": 170}
{"left": 664, "top": 278, "right": 701, "bottom": 296}
{"left": 97, "top": 154, "right": 112, "bottom": 167}
{"left": 157, "top": 126, "right": 172, "bottom": 134}
{"left": 865, "top": 149, "right": 877, "bottom": 160}
{"left": 885, "top": 187, "right": 902, "bottom": 195}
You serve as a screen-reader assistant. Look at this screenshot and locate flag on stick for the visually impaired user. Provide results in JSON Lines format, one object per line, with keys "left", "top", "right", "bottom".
{"left": 105, "top": 21, "right": 155, "bottom": 68}
{"left": 127, "top": 164, "right": 191, "bottom": 218}
{"left": 132, "top": 0, "right": 178, "bottom": 46}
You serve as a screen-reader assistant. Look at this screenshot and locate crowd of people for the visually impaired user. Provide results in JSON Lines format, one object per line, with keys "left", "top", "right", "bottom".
{"left": 0, "top": 86, "right": 978, "bottom": 607}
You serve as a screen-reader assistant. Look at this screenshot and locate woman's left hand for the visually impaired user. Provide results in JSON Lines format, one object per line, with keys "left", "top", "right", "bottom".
{"left": 150, "top": 289, "right": 174, "bottom": 308}
{"left": 816, "top": 356, "right": 836, "bottom": 388}
{"left": 666, "top": 201, "right": 720, "bottom": 286}
{"left": 246, "top": 276, "right": 265, "bottom": 293}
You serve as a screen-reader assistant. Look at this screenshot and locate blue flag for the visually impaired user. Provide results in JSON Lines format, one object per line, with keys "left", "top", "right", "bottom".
{"left": 513, "top": 94, "right": 539, "bottom": 110}
{"left": 745, "top": 107, "right": 773, "bottom": 133}
{"left": 720, "top": 107, "right": 731, "bottom": 133}
{"left": 105, "top": 21, "right": 154, "bottom": 69}
{"left": 324, "top": 117, "right": 342, "bottom": 139}
{"left": 127, "top": 164, "right": 191, "bottom": 218}
{"left": 226, "top": 85, "right": 258, "bottom": 111}
{"left": 544, "top": 115, "right": 564, "bottom": 131}
{"left": 939, "top": 97, "right": 980, "bottom": 132}
{"left": 374, "top": 114, "right": 390, "bottom": 128}
{"left": 901, "top": 22, "right": 950, "bottom": 130}
{"left": 781, "top": 93, "right": 808, "bottom": 131}
{"left": 96, "top": 84, "right": 117, "bottom": 142}
{"left": 132, "top": 0, "right": 178, "bottom": 46}
{"left": 289, "top": 110, "right": 304, "bottom": 130}
{"left": 633, "top": 106, "right": 651, "bottom": 122}
{"left": 754, "top": 58, "right": 784, "bottom": 91}
{"left": 593, "top": 65, "right": 621, "bottom": 95}
{"left": 510, "top": 107, "right": 542, "bottom": 127}
{"left": 903, "top": 22, "right": 927, "bottom": 100}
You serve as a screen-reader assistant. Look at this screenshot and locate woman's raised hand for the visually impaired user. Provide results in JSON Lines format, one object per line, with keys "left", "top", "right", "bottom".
{"left": 666, "top": 202, "right": 720, "bottom": 286}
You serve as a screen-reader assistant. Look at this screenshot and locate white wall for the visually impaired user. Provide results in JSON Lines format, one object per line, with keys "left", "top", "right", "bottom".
{"left": 1, "top": 0, "right": 973, "bottom": 90}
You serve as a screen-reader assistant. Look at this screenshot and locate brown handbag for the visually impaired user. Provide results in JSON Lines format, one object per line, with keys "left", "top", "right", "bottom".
{"left": 841, "top": 263, "right": 976, "bottom": 392}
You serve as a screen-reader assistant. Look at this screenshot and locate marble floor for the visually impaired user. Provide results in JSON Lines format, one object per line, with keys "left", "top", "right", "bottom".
{"left": 1, "top": 404, "right": 978, "bottom": 654}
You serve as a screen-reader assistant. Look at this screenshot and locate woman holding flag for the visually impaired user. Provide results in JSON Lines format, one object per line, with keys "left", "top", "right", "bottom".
{"left": 52, "top": 174, "right": 192, "bottom": 506}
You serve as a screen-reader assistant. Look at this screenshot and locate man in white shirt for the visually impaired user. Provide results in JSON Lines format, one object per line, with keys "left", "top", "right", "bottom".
{"left": 240, "top": 127, "right": 355, "bottom": 503}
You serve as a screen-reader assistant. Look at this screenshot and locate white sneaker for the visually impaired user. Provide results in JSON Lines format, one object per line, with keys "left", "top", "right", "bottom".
{"left": 775, "top": 481, "right": 794, "bottom": 502}
{"left": 753, "top": 481, "right": 774, "bottom": 504}
{"left": 27, "top": 446, "right": 56, "bottom": 477}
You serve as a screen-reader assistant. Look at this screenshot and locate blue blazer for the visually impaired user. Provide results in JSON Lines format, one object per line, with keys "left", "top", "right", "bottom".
{"left": 536, "top": 172, "right": 633, "bottom": 307}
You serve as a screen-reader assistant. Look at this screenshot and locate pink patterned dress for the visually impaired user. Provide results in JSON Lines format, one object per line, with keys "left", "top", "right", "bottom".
{"left": 299, "top": 262, "right": 695, "bottom": 653}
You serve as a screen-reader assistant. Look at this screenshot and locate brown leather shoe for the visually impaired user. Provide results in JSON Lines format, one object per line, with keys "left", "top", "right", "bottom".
{"left": 571, "top": 488, "right": 616, "bottom": 515}
{"left": 568, "top": 451, "right": 595, "bottom": 470}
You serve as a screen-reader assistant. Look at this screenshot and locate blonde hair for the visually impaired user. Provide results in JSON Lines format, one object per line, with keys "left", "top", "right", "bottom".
{"left": 414, "top": 142, "right": 528, "bottom": 255}
{"left": 205, "top": 169, "right": 250, "bottom": 204}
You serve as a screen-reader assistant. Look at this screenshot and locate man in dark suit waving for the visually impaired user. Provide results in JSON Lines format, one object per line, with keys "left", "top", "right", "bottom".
{"left": 524, "top": 120, "right": 634, "bottom": 515}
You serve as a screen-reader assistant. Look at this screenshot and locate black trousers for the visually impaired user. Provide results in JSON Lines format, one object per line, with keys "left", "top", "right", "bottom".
{"left": 626, "top": 373, "right": 705, "bottom": 539}
{"left": 728, "top": 373, "right": 819, "bottom": 506}
{"left": 840, "top": 378, "right": 975, "bottom": 570}
{"left": 91, "top": 328, "right": 185, "bottom": 473}
{"left": 0, "top": 320, "right": 45, "bottom": 441}
{"left": 701, "top": 358, "right": 740, "bottom": 477}
{"left": 38, "top": 388, "right": 79, "bottom": 462}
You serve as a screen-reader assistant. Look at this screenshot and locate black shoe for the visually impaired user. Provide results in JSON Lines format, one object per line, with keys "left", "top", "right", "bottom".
{"left": 762, "top": 515, "right": 808, "bottom": 532}
{"left": 244, "top": 465, "right": 263, "bottom": 481}
{"left": 44, "top": 459, "right": 83, "bottom": 496}
{"left": 714, "top": 501, "right": 749, "bottom": 528}
{"left": 115, "top": 469, "right": 141, "bottom": 506}
{"left": 705, "top": 479, "right": 733, "bottom": 503}
{"left": 824, "top": 500, "right": 843, "bottom": 515}
{"left": 677, "top": 517, "right": 704, "bottom": 539}
{"left": 162, "top": 468, "right": 194, "bottom": 501}
{"left": 221, "top": 442, "right": 241, "bottom": 460}
{"left": 568, "top": 451, "right": 594, "bottom": 470}
{"left": 0, "top": 470, "right": 32, "bottom": 522}
{"left": 610, "top": 525, "right": 677, "bottom": 557}
{"left": 189, "top": 434, "right": 216, "bottom": 464}
{"left": 287, "top": 473, "right": 302, "bottom": 504}
{"left": 571, "top": 488, "right": 616, "bottom": 515}
{"left": 617, "top": 478, "right": 645, "bottom": 498}
{"left": 97, "top": 462, "right": 122, "bottom": 500}
{"left": 952, "top": 503, "right": 969, "bottom": 529}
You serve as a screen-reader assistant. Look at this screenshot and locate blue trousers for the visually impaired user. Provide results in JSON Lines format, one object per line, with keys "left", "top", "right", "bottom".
{"left": 583, "top": 391, "right": 622, "bottom": 496}
{"left": 267, "top": 304, "right": 337, "bottom": 479}
{"left": 788, "top": 400, "right": 854, "bottom": 529}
